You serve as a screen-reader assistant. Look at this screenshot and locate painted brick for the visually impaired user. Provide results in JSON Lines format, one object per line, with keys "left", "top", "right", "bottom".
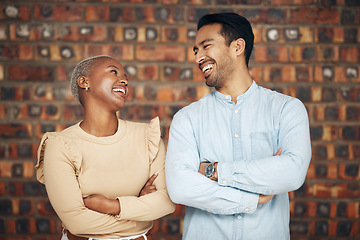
{"left": 34, "top": 4, "right": 83, "bottom": 21}
{"left": 136, "top": 45, "right": 185, "bottom": 62}
{"left": 161, "top": 26, "right": 192, "bottom": 43}
{"left": 0, "top": 5, "right": 31, "bottom": 21}
{"left": 254, "top": 46, "right": 288, "bottom": 62}
{"left": 0, "top": 124, "right": 32, "bottom": 139}
{"left": 307, "top": 163, "right": 337, "bottom": 179}
{"left": 63, "top": 104, "right": 84, "bottom": 121}
{"left": 1, "top": 86, "right": 31, "bottom": 101}
{"left": 112, "top": 26, "right": 160, "bottom": 43}
{"left": 1, "top": 44, "right": 33, "bottom": 60}
{"left": 289, "top": 46, "right": 316, "bottom": 62}
{"left": 341, "top": 8, "right": 360, "bottom": 25}
{"left": 316, "top": 45, "right": 339, "bottom": 62}
{"left": 339, "top": 164, "right": 360, "bottom": 180}
{"left": 84, "top": 44, "right": 134, "bottom": 61}
{"left": 160, "top": 66, "right": 193, "bottom": 82}
{"left": 59, "top": 25, "right": 107, "bottom": 42}
{"left": 340, "top": 126, "right": 359, "bottom": 141}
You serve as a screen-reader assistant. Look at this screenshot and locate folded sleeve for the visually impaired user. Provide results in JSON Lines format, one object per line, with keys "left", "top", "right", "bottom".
{"left": 116, "top": 117, "right": 176, "bottom": 221}
{"left": 165, "top": 111, "right": 259, "bottom": 215}
{"left": 217, "top": 98, "right": 312, "bottom": 195}
{"left": 36, "top": 133, "right": 137, "bottom": 237}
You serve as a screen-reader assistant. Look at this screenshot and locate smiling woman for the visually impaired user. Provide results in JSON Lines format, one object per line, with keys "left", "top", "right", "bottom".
{"left": 35, "top": 55, "right": 175, "bottom": 240}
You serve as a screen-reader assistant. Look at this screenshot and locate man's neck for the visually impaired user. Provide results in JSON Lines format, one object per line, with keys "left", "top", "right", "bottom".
{"left": 217, "top": 73, "right": 253, "bottom": 104}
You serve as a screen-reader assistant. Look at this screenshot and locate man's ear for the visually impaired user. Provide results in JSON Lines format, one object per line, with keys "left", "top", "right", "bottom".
{"left": 232, "top": 38, "right": 246, "bottom": 57}
{"left": 77, "top": 76, "right": 89, "bottom": 89}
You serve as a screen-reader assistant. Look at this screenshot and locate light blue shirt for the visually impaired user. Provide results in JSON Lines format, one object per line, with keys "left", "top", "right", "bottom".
{"left": 165, "top": 81, "right": 311, "bottom": 240}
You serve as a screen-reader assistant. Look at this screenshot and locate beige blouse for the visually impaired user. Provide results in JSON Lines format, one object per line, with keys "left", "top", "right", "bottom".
{"left": 36, "top": 117, "right": 175, "bottom": 238}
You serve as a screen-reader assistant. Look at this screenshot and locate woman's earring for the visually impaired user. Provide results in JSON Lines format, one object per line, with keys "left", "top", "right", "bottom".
{"left": 85, "top": 86, "right": 89, "bottom": 91}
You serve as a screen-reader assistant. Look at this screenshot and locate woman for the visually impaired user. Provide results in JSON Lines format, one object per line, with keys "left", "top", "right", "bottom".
{"left": 35, "top": 55, "right": 175, "bottom": 240}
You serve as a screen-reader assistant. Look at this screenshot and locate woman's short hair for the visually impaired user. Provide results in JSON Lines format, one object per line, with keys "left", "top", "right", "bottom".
{"left": 70, "top": 55, "right": 112, "bottom": 103}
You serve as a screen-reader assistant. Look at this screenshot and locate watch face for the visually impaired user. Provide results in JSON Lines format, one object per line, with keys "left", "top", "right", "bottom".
{"left": 205, "top": 163, "right": 214, "bottom": 178}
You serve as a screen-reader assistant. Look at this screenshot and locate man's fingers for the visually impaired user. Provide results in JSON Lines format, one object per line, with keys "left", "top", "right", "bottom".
{"left": 275, "top": 148, "right": 282, "bottom": 156}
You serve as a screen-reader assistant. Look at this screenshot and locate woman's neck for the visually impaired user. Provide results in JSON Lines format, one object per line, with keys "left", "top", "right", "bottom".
{"left": 80, "top": 110, "right": 119, "bottom": 137}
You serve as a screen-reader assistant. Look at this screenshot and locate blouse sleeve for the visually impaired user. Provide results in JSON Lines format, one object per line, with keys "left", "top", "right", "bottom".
{"left": 36, "top": 133, "right": 137, "bottom": 237}
{"left": 116, "top": 117, "right": 176, "bottom": 221}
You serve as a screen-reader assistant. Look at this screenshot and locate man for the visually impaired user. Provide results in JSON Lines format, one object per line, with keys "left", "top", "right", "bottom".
{"left": 165, "top": 12, "right": 311, "bottom": 240}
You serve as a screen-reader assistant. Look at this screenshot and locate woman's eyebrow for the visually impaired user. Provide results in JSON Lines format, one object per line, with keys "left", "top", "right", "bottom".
{"left": 107, "top": 65, "right": 119, "bottom": 69}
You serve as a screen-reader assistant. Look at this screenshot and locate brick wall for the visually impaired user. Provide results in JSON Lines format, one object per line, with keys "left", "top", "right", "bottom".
{"left": 0, "top": 0, "right": 359, "bottom": 239}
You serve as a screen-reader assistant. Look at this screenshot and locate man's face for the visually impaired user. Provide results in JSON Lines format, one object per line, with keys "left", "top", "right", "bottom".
{"left": 193, "top": 24, "right": 234, "bottom": 89}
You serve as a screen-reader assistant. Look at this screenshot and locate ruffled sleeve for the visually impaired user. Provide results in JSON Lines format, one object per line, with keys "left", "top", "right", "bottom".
{"left": 147, "top": 117, "right": 161, "bottom": 163}
{"left": 35, "top": 132, "right": 82, "bottom": 184}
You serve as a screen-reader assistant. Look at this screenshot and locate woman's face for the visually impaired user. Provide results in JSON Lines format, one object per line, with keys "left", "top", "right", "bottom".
{"left": 85, "top": 57, "right": 129, "bottom": 112}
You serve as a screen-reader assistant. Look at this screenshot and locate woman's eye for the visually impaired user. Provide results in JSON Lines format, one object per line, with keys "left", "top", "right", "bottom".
{"left": 110, "top": 69, "right": 118, "bottom": 75}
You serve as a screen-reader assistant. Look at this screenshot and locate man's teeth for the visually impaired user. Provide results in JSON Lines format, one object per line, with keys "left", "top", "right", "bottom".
{"left": 202, "top": 64, "right": 213, "bottom": 73}
{"left": 113, "top": 88, "right": 125, "bottom": 94}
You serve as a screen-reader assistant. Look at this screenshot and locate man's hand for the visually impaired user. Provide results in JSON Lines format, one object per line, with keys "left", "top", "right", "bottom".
{"left": 83, "top": 194, "right": 120, "bottom": 215}
{"left": 139, "top": 172, "right": 158, "bottom": 197}
{"left": 198, "top": 162, "right": 218, "bottom": 181}
{"left": 258, "top": 194, "right": 275, "bottom": 204}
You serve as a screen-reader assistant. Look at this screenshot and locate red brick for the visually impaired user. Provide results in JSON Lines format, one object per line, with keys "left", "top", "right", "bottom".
{"left": 84, "top": 44, "right": 134, "bottom": 61}
{"left": 85, "top": 5, "right": 109, "bottom": 21}
{"left": 289, "top": 46, "right": 316, "bottom": 62}
{"left": 0, "top": 181, "right": 5, "bottom": 196}
{"left": 136, "top": 45, "right": 185, "bottom": 62}
{"left": 340, "top": 47, "right": 360, "bottom": 63}
{"left": 267, "top": 0, "right": 314, "bottom": 4}
{"left": 7, "top": 65, "right": 55, "bottom": 82}
{"left": 34, "top": 4, "right": 83, "bottom": 21}
{"left": 290, "top": 8, "right": 339, "bottom": 24}
{"left": 1, "top": 44, "right": 33, "bottom": 60}
{"left": 36, "top": 200, "right": 56, "bottom": 216}
{"left": 0, "top": 24, "right": 7, "bottom": 41}
{"left": 0, "top": 161, "right": 11, "bottom": 178}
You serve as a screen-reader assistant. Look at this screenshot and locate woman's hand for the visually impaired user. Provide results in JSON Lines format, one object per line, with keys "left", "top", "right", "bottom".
{"left": 83, "top": 194, "right": 120, "bottom": 215}
{"left": 139, "top": 172, "right": 158, "bottom": 197}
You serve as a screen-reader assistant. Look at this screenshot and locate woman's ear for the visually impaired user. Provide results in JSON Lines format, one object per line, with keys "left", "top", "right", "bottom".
{"left": 77, "top": 76, "right": 89, "bottom": 89}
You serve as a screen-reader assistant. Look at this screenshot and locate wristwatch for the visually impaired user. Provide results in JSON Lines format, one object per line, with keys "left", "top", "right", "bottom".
{"left": 205, "top": 162, "right": 216, "bottom": 179}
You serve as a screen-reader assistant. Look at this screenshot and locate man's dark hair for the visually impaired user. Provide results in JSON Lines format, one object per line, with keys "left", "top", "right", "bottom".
{"left": 197, "top": 12, "right": 254, "bottom": 67}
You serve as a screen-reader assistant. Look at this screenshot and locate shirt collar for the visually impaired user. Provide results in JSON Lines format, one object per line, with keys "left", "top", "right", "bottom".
{"left": 214, "top": 80, "right": 258, "bottom": 103}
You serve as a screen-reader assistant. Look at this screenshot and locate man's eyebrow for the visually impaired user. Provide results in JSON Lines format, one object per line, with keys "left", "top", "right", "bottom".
{"left": 193, "top": 38, "right": 214, "bottom": 52}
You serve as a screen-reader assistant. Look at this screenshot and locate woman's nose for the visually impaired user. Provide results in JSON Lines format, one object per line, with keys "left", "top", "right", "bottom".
{"left": 120, "top": 79, "right": 128, "bottom": 86}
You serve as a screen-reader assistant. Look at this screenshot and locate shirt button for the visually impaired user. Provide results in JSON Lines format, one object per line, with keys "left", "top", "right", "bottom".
{"left": 234, "top": 110, "right": 238, "bottom": 113}
{"left": 237, "top": 215, "right": 242, "bottom": 219}
{"left": 222, "top": 180, "right": 227, "bottom": 185}
{"left": 225, "top": 96, "right": 229, "bottom": 99}
{"left": 234, "top": 134, "right": 239, "bottom": 138}
{"left": 245, "top": 208, "right": 249, "bottom": 212}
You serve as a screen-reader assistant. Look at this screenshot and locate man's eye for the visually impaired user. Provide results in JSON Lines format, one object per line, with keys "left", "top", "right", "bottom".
{"left": 194, "top": 51, "right": 198, "bottom": 56}
{"left": 204, "top": 45, "right": 210, "bottom": 49}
